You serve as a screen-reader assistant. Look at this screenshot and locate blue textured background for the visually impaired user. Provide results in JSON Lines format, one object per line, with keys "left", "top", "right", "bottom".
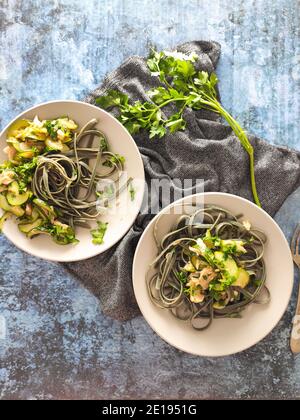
{"left": 0, "top": 0, "right": 300, "bottom": 399}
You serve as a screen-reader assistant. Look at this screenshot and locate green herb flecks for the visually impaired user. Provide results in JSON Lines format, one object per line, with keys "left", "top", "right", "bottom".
{"left": 128, "top": 181, "right": 135, "bottom": 201}
{"left": 13, "top": 157, "right": 38, "bottom": 192}
{"left": 96, "top": 184, "right": 115, "bottom": 201}
{"left": 103, "top": 154, "right": 125, "bottom": 167}
{"left": 44, "top": 120, "right": 57, "bottom": 139}
{"left": 176, "top": 271, "right": 188, "bottom": 284}
{"left": 91, "top": 221, "right": 108, "bottom": 245}
{"left": 38, "top": 222, "right": 79, "bottom": 245}
{"left": 101, "top": 137, "right": 108, "bottom": 151}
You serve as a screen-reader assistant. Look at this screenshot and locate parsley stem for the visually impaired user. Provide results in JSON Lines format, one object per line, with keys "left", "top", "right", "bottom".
{"left": 147, "top": 97, "right": 187, "bottom": 121}
{"left": 159, "top": 73, "right": 173, "bottom": 90}
{"left": 248, "top": 151, "right": 261, "bottom": 207}
{"left": 157, "top": 97, "right": 186, "bottom": 109}
{"left": 215, "top": 104, "right": 261, "bottom": 207}
{"left": 193, "top": 93, "right": 261, "bottom": 206}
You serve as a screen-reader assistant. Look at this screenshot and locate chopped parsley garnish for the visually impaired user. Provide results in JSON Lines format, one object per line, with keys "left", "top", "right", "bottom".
{"left": 44, "top": 120, "right": 57, "bottom": 139}
{"left": 128, "top": 181, "right": 135, "bottom": 201}
{"left": 176, "top": 271, "right": 188, "bottom": 284}
{"left": 13, "top": 157, "right": 38, "bottom": 192}
{"left": 91, "top": 221, "right": 108, "bottom": 245}
{"left": 37, "top": 222, "right": 79, "bottom": 245}
{"left": 103, "top": 154, "right": 125, "bottom": 167}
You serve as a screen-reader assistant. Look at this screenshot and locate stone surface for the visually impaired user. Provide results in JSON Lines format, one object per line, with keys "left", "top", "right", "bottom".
{"left": 0, "top": 0, "right": 300, "bottom": 400}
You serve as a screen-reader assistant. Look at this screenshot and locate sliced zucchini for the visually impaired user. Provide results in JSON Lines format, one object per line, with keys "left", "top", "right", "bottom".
{"left": 0, "top": 194, "right": 12, "bottom": 212}
{"left": 7, "top": 139, "right": 37, "bottom": 158}
{"left": 6, "top": 138, "right": 22, "bottom": 152}
{"left": 34, "top": 207, "right": 48, "bottom": 220}
{"left": 17, "top": 150, "right": 35, "bottom": 159}
{"left": 213, "top": 283, "right": 225, "bottom": 291}
{"left": 191, "top": 255, "right": 207, "bottom": 270}
{"left": 19, "top": 207, "right": 40, "bottom": 224}
{"left": 7, "top": 181, "right": 19, "bottom": 195}
{"left": 18, "top": 218, "right": 42, "bottom": 234}
{"left": 30, "top": 208, "right": 40, "bottom": 222}
{"left": 232, "top": 268, "right": 250, "bottom": 288}
{"left": 33, "top": 198, "right": 53, "bottom": 211}
{"left": 0, "top": 212, "right": 12, "bottom": 232}
{"left": 221, "top": 239, "right": 246, "bottom": 254}
{"left": 27, "top": 228, "right": 44, "bottom": 238}
{"left": 0, "top": 194, "right": 25, "bottom": 217}
{"left": 64, "top": 119, "right": 77, "bottom": 130}
{"left": 224, "top": 258, "right": 239, "bottom": 279}
{"left": 61, "top": 144, "right": 70, "bottom": 153}
{"left": 183, "top": 261, "right": 196, "bottom": 273}
{"left": 33, "top": 198, "right": 56, "bottom": 219}
{"left": 18, "top": 142, "right": 33, "bottom": 152}
{"left": 45, "top": 139, "right": 64, "bottom": 151}
{"left": 11, "top": 206, "right": 25, "bottom": 217}
{"left": 55, "top": 117, "right": 78, "bottom": 132}
{"left": 213, "top": 301, "right": 226, "bottom": 310}
{"left": 7, "top": 190, "right": 30, "bottom": 206}
{"left": 7, "top": 119, "right": 30, "bottom": 137}
{"left": 24, "top": 133, "right": 45, "bottom": 141}
{"left": 214, "top": 251, "right": 239, "bottom": 280}
{"left": 203, "top": 230, "right": 214, "bottom": 248}
{"left": 214, "top": 251, "right": 225, "bottom": 264}
{"left": 0, "top": 169, "right": 15, "bottom": 186}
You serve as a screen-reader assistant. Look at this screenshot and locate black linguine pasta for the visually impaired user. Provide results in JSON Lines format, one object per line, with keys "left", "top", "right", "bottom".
{"left": 0, "top": 116, "right": 129, "bottom": 244}
{"left": 147, "top": 205, "right": 270, "bottom": 330}
{"left": 31, "top": 119, "right": 129, "bottom": 229}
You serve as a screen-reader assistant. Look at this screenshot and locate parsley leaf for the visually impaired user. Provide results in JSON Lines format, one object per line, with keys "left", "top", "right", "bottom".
{"left": 95, "top": 90, "right": 128, "bottom": 108}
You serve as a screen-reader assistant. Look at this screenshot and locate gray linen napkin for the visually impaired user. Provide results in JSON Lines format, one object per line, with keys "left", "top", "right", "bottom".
{"left": 64, "top": 41, "right": 300, "bottom": 321}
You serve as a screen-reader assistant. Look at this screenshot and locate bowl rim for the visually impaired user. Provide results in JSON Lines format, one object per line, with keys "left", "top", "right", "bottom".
{"left": 0, "top": 99, "right": 145, "bottom": 262}
{"left": 132, "top": 191, "right": 294, "bottom": 357}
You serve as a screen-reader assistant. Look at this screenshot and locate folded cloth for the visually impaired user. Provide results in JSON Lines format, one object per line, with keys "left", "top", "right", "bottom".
{"left": 64, "top": 41, "right": 300, "bottom": 321}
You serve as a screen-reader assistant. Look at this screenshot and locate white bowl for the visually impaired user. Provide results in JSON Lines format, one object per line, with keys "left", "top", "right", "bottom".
{"left": 132, "top": 192, "right": 294, "bottom": 357}
{"left": 0, "top": 100, "right": 144, "bottom": 262}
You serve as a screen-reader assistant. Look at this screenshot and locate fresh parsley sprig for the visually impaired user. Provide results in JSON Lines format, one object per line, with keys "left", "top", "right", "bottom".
{"left": 95, "top": 49, "right": 261, "bottom": 207}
